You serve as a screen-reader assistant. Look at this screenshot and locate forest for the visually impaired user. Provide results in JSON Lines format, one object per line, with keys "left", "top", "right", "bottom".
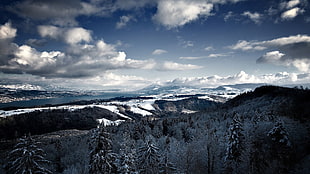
{"left": 0, "top": 85, "right": 309, "bottom": 174}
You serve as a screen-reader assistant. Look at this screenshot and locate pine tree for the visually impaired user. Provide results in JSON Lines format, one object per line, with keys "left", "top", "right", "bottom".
{"left": 89, "top": 124, "right": 117, "bottom": 174}
{"left": 118, "top": 151, "right": 136, "bottom": 174}
{"left": 225, "top": 113, "right": 244, "bottom": 173}
{"left": 6, "top": 135, "right": 51, "bottom": 174}
{"left": 267, "top": 121, "right": 291, "bottom": 149}
{"left": 137, "top": 139, "right": 161, "bottom": 174}
{"left": 267, "top": 121, "right": 292, "bottom": 172}
{"left": 117, "top": 132, "right": 137, "bottom": 174}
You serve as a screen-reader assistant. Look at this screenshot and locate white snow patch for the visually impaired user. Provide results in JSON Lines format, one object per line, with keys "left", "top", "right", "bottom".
{"left": 93, "top": 104, "right": 131, "bottom": 119}
{"left": 109, "top": 99, "right": 154, "bottom": 116}
{"left": 198, "top": 95, "right": 215, "bottom": 101}
{"left": 130, "top": 105, "right": 153, "bottom": 116}
{"left": 97, "top": 118, "right": 125, "bottom": 126}
{"left": 138, "top": 99, "right": 156, "bottom": 110}
{"left": 181, "top": 109, "right": 197, "bottom": 114}
{"left": 161, "top": 97, "right": 189, "bottom": 101}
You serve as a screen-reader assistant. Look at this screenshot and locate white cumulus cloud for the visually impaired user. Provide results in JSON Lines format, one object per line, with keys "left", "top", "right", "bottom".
{"left": 0, "top": 22, "right": 18, "bottom": 65}
{"left": 242, "top": 11, "right": 262, "bottom": 24}
{"left": 257, "top": 51, "right": 286, "bottom": 64}
{"left": 280, "top": 0, "right": 301, "bottom": 9}
{"left": 281, "top": 7, "right": 304, "bottom": 20}
{"left": 10, "top": 45, "right": 62, "bottom": 70}
{"left": 64, "top": 28, "right": 92, "bottom": 45}
{"left": 116, "top": 15, "right": 135, "bottom": 29}
{"left": 0, "top": 23, "right": 157, "bottom": 78}
{"left": 286, "top": 0, "right": 301, "bottom": 8}
{"left": 153, "top": 0, "right": 213, "bottom": 28}
{"left": 38, "top": 25, "right": 92, "bottom": 45}
{"left": 0, "top": 22, "right": 16, "bottom": 39}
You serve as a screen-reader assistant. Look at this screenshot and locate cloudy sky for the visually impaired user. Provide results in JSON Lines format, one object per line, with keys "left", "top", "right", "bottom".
{"left": 0, "top": 0, "right": 310, "bottom": 90}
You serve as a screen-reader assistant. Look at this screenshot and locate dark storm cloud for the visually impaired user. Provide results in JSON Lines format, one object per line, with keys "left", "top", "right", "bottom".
{"left": 257, "top": 40, "right": 310, "bottom": 72}
{"left": 7, "top": 0, "right": 106, "bottom": 26}
{"left": 257, "top": 42, "right": 310, "bottom": 63}
{"left": 230, "top": 34, "right": 310, "bottom": 72}
{"left": 278, "top": 42, "right": 310, "bottom": 59}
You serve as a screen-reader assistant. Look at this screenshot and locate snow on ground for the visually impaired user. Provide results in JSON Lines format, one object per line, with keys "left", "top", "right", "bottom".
{"left": 130, "top": 105, "right": 153, "bottom": 116}
{"left": 0, "top": 101, "right": 152, "bottom": 118}
{"left": 0, "top": 108, "right": 40, "bottom": 117}
{"left": 138, "top": 100, "right": 156, "bottom": 110}
{"left": 181, "top": 109, "right": 197, "bottom": 114}
{"left": 160, "top": 97, "right": 190, "bottom": 101}
{"left": 0, "top": 92, "right": 225, "bottom": 118}
{"left": 198, "top": 95, "right": 215, "bottom": 101}
{"left": 97, "top": 118, "right": 125, "bottom": 126}
{"left": 109, "top": 99, "right": 154, "bottom": 116}
{"left": 93, "top": 104, "right": 131, "bottom": 119}
{"left": 0, "top": 105, "right": 87, "bottom": 117}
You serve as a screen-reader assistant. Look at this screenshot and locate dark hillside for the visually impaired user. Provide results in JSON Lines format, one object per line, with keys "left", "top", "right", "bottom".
{"left": 0, "top": 107, "right": 127, "bottom": 140}
{"left": 225, "top": 85, "right": 310, "bottom": 121}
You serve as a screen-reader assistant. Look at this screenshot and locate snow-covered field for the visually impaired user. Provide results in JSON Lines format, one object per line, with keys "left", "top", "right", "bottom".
{"left": 0, "top": 98, "right": 157, "bottom": 118}
{"left": 109, "top": 99, "right": 155, "bottom": 116}
{"left": 0, "top": 103, "right": 135, "bottom": 118}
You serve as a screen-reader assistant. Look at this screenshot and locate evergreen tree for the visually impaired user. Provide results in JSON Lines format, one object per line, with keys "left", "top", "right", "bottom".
{"left": 89, "top": 124, "right": 117, "bottom": 174}
{"left": 117, "top": 132, "right": 137, "bottom": 174}
{"left": 118, "top": 151, "right": 136, "bottom": 174}
{"left": 267, "top": 121, "right": 292, "bottom": 172}
{"left": 137, "top": 138, "right": 161, "bottom": 174}
{"left": 267, "top": 121, "right": 291, "bottom": 149}
{"left": 225, "top": 113, "right": 244, "bottom": 173}
{"left": 6, "top": 135, "right": 51, "bottom": 174}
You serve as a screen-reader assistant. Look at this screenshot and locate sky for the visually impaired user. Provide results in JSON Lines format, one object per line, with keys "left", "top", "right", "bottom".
{"left": 0, "top": 0, "right": 310, "bottom": 91}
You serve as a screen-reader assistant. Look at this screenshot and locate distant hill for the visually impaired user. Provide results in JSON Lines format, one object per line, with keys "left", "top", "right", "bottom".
{"left": 225, "top": 85, "right": 310, "bottom": 121}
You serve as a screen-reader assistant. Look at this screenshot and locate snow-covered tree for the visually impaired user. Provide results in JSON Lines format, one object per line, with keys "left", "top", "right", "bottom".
{"left": 267, "top": 121, "right": 291, "bottom": 149}
{"left": 117, "top": 132, "right": 137, "bottom": 174}
{"left": 118, "top": 151, "right": 136, "bottom": 174}
{"left": 6, "top": 135, "right": 51, "bottom": 174}
{"left": 89, "top": 124, "right": 117, "bottom": 174}
{"left": 225, "top": 113, "right": 244, "bottom": 173}
{"left": 267, "top": 121, "right": 292, "bottom": 172}
{"left": 137, "top": 138, "right": 161, "bottom": 174}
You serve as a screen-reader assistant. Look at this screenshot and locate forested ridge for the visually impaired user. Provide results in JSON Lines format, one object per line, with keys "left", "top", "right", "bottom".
{"left": 0, "top": 85, "right": 309, "bottom": 174}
